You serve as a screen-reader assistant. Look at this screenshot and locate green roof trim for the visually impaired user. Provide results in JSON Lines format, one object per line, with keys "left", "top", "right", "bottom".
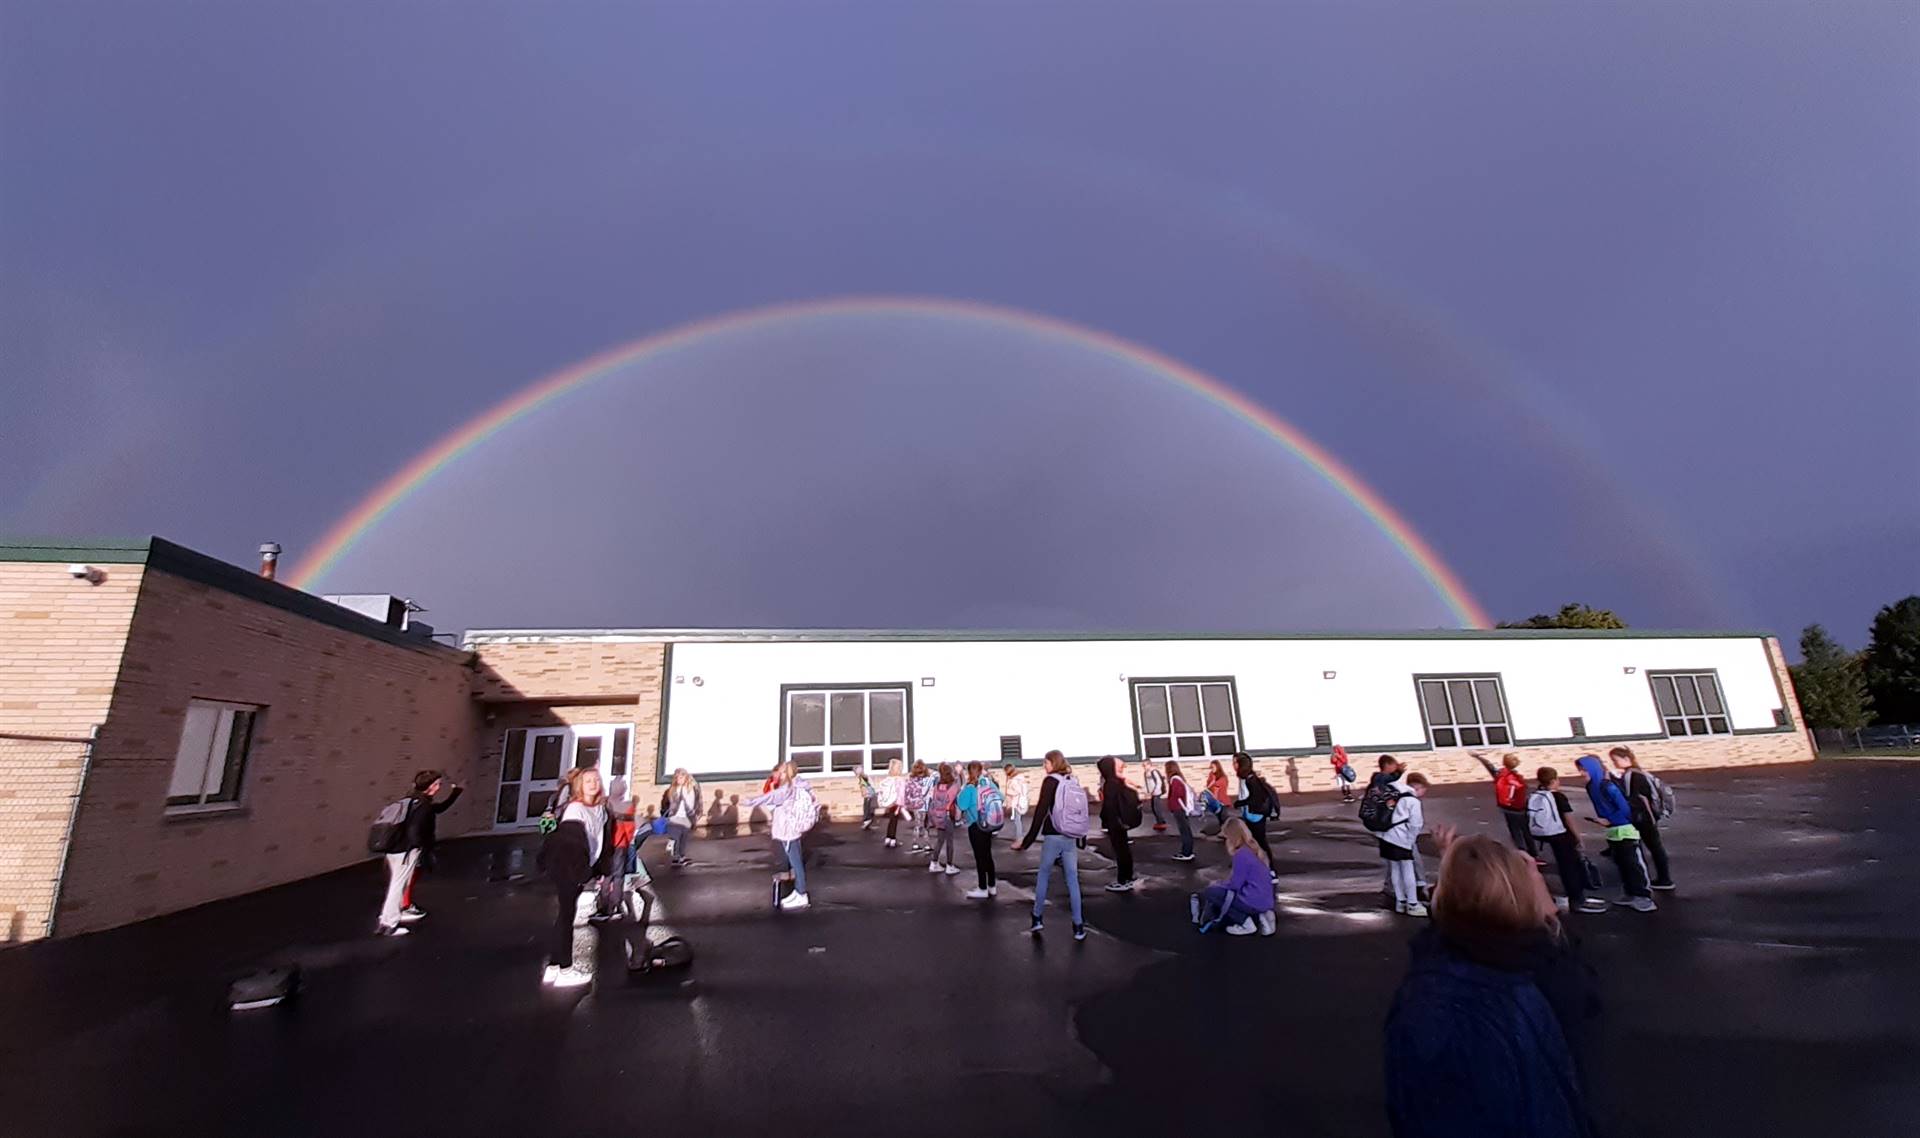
{"left": 0, "top": 538, "right": 155, "bottom": 564}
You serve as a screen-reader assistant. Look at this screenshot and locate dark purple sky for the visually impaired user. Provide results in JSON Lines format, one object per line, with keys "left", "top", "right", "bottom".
{"left": 3, "top": 2, "right": 1915, "bottom": 644}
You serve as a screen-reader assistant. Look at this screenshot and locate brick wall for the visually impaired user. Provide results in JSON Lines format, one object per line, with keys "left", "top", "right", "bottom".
{"left": 53, "top": 567, "right": 481, "bottom": 936}
{"left": 468, "top": 641, "right": 664, "bottom": 828}
{"left": 0, "top": 561, "right": 144, "bottom": 940}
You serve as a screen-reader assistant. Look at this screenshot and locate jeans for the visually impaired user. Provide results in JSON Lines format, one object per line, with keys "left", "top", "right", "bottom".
{"left": 1197, "top": 884, "right": 1258, "bottom": 930}
{"left": 779, "top": 837, "right": 808, "bottom": 895}
{"left": 932, "top": 825, "right": 956, "bottom": 866}
{"left": 668, "top": 821, "right": 692, "bottom": 860}
{"left": 1033, "top": 834, "right": 1083, "bottom": 925}
{"left": 380, "top": 850, "right": 419, "bottom": 929}
{"left": 968, "top": 825, "right": 997, "bottom": 888}
{"left": 861, "top": 796, "right": 876, "bottom": 825}
{"left": 1105, "top": 825, "right": 1134, "bottom": 884}
{"left": 1501, "top": 807, "right": 1539, "bottom": 857}
{"left": 1173, "top": 809, "right": 1194, "bottom": 856}
{"left": 1149, "top": 795, "right": 1167, "bottom": 826}
{"left": 1006, "top": 808, "right": 1026, "bottom": 842}
{"left": 1607, "top": 836, "right": 1650, "bottom": 899}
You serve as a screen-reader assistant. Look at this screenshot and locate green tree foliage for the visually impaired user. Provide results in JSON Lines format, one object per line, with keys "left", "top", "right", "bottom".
{"left": 1498, "top": 603, "right": 1627, "bottom": 630}
{"left": 1790, "top": 624, "right": 1872, "bottom": 730}
{"left": 1862, "top": 596, "right": 1920, "bottom": 724}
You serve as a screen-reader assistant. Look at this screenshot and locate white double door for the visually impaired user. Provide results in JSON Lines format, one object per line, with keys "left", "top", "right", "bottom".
{"left": 494, "top": 723, "right": 633, "bottom": 830}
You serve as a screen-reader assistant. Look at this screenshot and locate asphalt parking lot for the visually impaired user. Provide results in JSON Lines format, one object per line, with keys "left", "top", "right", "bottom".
{"left": 2, "top": 759, "right": 1913, "bottom": 1137}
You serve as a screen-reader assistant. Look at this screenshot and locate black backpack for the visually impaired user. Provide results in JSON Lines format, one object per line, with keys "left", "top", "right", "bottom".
{"left": 366, "top": 798, "right": 413, "bottom": 854}
{"left": 1116, "top": 783, "right": 1143, "bottom": 829}
{"left": 1358, "top": 780, "right": 1403, "bottom": 833}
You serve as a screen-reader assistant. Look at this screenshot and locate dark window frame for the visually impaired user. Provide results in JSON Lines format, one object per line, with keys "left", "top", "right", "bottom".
{"left": 164, "top": 699, "right": 263, "bottom": 811}
{"left": 1412, "top": 673, "right": 1513, "bottom": 750}
{"left": 1127, "top": 676, "right": 1245, "bottom": 767}
{"left": 1646, "top": 669, "right": 1732, "bottom": 737}
{"left": 777, "top": 681, "right": 916, "bottom": 777}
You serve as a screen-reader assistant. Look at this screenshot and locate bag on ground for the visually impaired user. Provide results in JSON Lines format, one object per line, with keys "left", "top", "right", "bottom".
{"left": 366, "top": 798, "right": 413, "bottom": 854}
{"left": 1051, "top": 774, "right": 1091, "bottom": 837}
{"left": 627, "top": 934, "right": 694, "bottom": 973}
{"left": 1527, "top": 789, "right": 1566, "bottom": 837}
{"left": 228, "top": 964, "right": 301, "bottom": 1010}
{"left": 1358, "top": 781, "right": 1402, "bottom": 833}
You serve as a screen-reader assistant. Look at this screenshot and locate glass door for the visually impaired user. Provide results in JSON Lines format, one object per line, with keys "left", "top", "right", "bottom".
{"left": 494, "top": 724, "right": 635, "bottom": 829}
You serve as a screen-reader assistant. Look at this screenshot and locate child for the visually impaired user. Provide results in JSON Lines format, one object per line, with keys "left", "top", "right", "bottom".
{"left": 1531, "top": 766, "right": 1608, "bottom": 914}
{"left": 957, "top": 761, "right": 1000, "bottom": 899}
{"left": 856, "top": 769, "right": 878, "bottom": 830}
{"left": 1575, "top": 754, "right": 1655, "bottom": 912}
{"left": 1330, "top": 745, "right": 1357, "bottom": 803}
{"left": 1143, "top": 761, "right": 1169, "bottom": 832}
{"left": 876, "top": 758, "right": 908, "bottom": 848}
{"left": 1165, "top": 760, "right": 1197, "bottom": 861}
{"left": 1380, "top": 772, "right": 1431, "bottom": 917}
{"left": 1190, "top": 818, "right": 1276, "bottom": 935}
{"left": 927, "top": 763, "right": 961, "bottom": 875}
{"left": 1003, "top": 762, "right": 1031, "bottom": 843}
{"left": 1472, "top": 750, "right": 1539, "bottom": 860}
{"left": 1608, "top": 746, "right": 1675, "bottom": 890}
{"left": 904, "top": 761, "right": 934, "bottom": 853}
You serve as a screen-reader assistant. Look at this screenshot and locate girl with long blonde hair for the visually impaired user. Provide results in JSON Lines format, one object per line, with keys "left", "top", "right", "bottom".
{"left": 1190, "top": 817, "right": 1276, "bottom": 935}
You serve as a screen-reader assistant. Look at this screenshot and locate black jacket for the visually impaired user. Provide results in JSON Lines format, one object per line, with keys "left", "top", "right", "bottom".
{"left": 538, "top": 807, "right": 618, "bottom": 888}
{"left": 402, "top": 786, "right": 463, "bottom": 854}
{"left": 1098, "top": 779, "right": 1140, "bottom": 829}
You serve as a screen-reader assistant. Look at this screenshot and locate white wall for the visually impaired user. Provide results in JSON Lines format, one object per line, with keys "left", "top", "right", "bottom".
{"left": 656, "top": 635, "right": 1788, "bottom": 780}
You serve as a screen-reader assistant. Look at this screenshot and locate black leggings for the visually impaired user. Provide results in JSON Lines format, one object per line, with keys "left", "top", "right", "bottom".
{"left": 550, "top": 881, "right": 583, "bottom": 966}
{"left": 885, "top": 806, "right": 902, "bottom": 841}
{"left": 1106, "top": 825, "right": 1134, "bottom": 884}
{"left": 968, "top": 825, "right": 997, "bottom": 889}
{"left": 1501, "top": 808, "right": 1539, "bottom": 857}
{"left": 1544, "top": 832, "right": 1586, "bottom": 905}
{"left": 1248, "top": 818, "right": 1275, "bottom": 866}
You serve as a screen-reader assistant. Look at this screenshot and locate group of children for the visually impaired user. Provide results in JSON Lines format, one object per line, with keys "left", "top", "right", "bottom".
{"left": 1360, "top": 745, "right": 1677, "bottom": 920}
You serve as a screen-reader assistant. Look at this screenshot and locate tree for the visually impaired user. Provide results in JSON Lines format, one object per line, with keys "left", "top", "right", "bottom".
{"left": 1790, "top": 624, "right": 1872, "bottom": 730}
{"left": 1862, "top": 596, "right": 1920, "bottom": 724}
{"left": 1498, "top": 603, "right": 1627, "bottom": 630}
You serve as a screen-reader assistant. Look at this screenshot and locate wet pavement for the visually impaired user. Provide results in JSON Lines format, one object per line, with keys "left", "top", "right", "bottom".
{"left": 2, "top": 760, "right": 1915, "bottom": 1137}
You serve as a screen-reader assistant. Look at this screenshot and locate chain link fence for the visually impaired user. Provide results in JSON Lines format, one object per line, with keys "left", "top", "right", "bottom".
{"left": 1812, "top": 724, "right": 1920, "bottom": 755}
{"left": 0, "top": 730, "right": 97, "bottom": 943}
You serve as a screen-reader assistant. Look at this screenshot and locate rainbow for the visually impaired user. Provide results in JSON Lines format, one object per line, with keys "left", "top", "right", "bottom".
{"left": 289, "top": 296, "right": 1492, "bottom": 627}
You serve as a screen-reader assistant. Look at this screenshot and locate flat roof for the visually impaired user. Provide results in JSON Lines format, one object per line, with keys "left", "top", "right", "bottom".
{"left": 462, "top": 626, "right": 1778, "bottom": 646}
{"left": 0, "top": 537, "right": 463, "bottom": 657}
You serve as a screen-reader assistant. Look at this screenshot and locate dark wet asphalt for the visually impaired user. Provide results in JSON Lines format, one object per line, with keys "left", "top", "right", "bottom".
{"left": 2, "top": 761, "right": 1915, "bottom": 1138}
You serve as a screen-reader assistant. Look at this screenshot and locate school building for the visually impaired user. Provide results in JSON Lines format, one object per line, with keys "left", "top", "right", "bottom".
{"left": 1, "top": 536, "right": 1815, "bottom": 941}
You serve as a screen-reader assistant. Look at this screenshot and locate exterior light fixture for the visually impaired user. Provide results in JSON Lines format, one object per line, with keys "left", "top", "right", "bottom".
{"left": 920, "top": 677, "right": 935, "bottom": 687}
{"left": 1322, "top": 671, "right": 1337, "bottom": 680}
{"left": 1623, "top": 666, "right": 1637, "bottom": 674}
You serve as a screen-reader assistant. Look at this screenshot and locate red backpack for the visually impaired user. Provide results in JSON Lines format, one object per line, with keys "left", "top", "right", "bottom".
{"left": 1494, "top": 768, "right": 1529, "bottom": 811}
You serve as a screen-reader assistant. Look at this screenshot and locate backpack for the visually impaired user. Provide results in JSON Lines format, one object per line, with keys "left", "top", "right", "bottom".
{"left": 1358, "top": 780, "right": 1403, "bottom": 833}
{"left": 1494, "top": 768, "right": 1529, "bottom": 811}
{"left": 1173, "top": 776, "right": 1204, "bottom": 817}
{"left": 789, "top": 779, "right": 820, "bottom": 833}
{"left": 1240, "top": 776, "right": 1275, "bottom": 824}
{"left": 975, "top": 781, "right": 1007, "bottom": 832}
{"left": 1645, "top": 771, "right": 1676, "bottom": 823}
{"left": 1050, "top": 774, "right": 1091, "bottom": 838}
{"left": 367, "top": 798, "right": 413, "bottom": 854}
{"left": 1116, "top": 782, "right": 1143, "bottom": 829}
{"left": 1527, "top": 789, "right": 1566, "bottom": 837}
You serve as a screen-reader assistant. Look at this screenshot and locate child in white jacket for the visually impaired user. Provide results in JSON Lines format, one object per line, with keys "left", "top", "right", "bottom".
{"left": 1379, "top": 772, "right": 1431, "bottom": 917}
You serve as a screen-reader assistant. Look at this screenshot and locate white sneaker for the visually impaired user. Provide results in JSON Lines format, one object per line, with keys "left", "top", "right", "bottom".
{"left": 944, "top": 864, "right": 960, "bottom": 876}
{"left": 780, "top": 891, "right": 811, "bottom": 911}
{"left": 376, "top": 924, "right": 410, "bottom": 937}
{"left": 988, "top": 885, "right": 998, "bottom": 897}
{"left": 550, "top": 967, "right": 593, "bottom": 989}
{"left": 964, "top": 887, "right": 990, "bottom": 899}
{"left": 1257, "top": 911, "right": 1277, "bottom": 936}
{"left": 541, "top": 964, "right": 561, "bottom": 985}
{"left": 1226, "top": 919, "right": 1257, "bottom": 936}
{"left": 928, "top": 861, "right": 942, "bottom": 873}
{"left": 1404, "top": 902, "right": 1430, "bottom": 918}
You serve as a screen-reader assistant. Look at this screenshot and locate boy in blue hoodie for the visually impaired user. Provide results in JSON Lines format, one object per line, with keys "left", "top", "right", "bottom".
{"left": 1575, "top": 754, "right": 1655, "bottom": 912}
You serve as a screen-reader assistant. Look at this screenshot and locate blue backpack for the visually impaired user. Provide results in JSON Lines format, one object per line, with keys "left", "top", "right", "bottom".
{"left": 976, "top": 781, "right": 1007, "bottom": 832}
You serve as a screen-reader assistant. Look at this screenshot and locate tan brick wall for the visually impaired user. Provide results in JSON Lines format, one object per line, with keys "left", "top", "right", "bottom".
{"left": 0, "top": 561, "right": 144, "bottom": 940}
{"left": 53, "top": 567, "right": 480, "bottom": 936}
{"left": 468, "top": 641, "right": 664, "bottom": 827}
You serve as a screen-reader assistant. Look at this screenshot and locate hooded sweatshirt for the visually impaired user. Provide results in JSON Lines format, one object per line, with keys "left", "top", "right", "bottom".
{"left": 1575, "top": 755, "right": 1637, "bottom": 838}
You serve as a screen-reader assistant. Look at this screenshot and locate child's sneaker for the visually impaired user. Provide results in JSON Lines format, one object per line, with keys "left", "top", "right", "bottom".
{"left": 944, "top": 864, "right": 960, "bottom": 876}
{"left": 1226, "top": 919, "right": 1257, "bottom": 935}
{"left": 964, "top": 887, "right": 990, "bottom": 900}
{"left": 1629, "top": 896, "right": 1657, "bottom": 913}
{"left": 1072, "top": 924, "right": 1087, "bottom": 941}
{"left": 541, "top": 964, "right": 561, "bottom": 985}
{"left": 1578, "top": 898, "right": 1610, "bottom": 913}
{"left": 1029, "top": 917, "right": 1044, "bottom": 936}
{"left": 928, "top": 861, "right": 942, "bottom": 873}
{"left": 1172, "top": 852, "right": 1196, "bottom": 862}
{"left": 779, "top": 891, "right": 811, "bottom": 911}
{"left": 1651, "top": 881, "right": 1677, "bottom": 891}
{"left": 1403, "top": 902, "right": 1430, "bottom": 918}
{"left": 550, "top": 966, "right": 593, "bottom": 989}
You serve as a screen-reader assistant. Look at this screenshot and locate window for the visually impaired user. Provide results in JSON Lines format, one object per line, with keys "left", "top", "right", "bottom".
{"left": 1417, "top": 675, "right": 1510, "bottom": 748}
{"left": 167, "top": 699, "right": 260, "bottom": 810}
{"left": 1649, "top": 671, "right": 1730, "bottom": 737}
{"left": 782, "top": 685, "right": 910, "bottom": 774}
{"left": 1133, "top": 680, "right": 1240, "bottom": 761}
